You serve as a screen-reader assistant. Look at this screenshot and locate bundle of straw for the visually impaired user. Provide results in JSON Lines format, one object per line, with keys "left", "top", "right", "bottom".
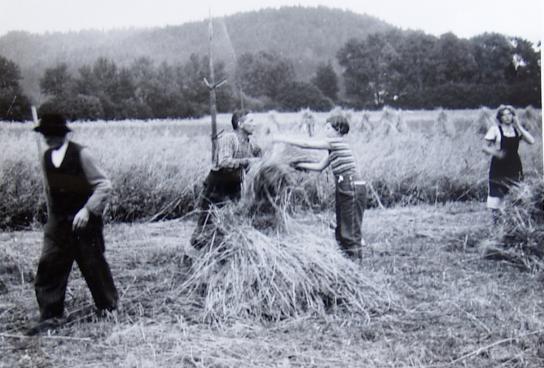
{"left": 182, "top": 206, "right": 393, "bottom": 323}
{"left": 244, "top": 161, "right": 296, "bottom": 230}
{"left": 476, "top": 108, "right": 493, "bottom": 135}
{"left": 520, "top": 107, "right": 542, "bottom": 134}
{"left": 243, "top": 135, "right": 328, "bottom": 229}
{"left": 483, "top": 177, "right": 544, "bottom": 271}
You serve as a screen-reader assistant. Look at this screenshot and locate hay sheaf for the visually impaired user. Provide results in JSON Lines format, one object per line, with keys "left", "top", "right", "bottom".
{"left": 520, "top": 106, "right": 542, "bottom": 134}
{"left": 476, "top": 108, "right": 493, "bottom": 135}
{"left": 247, "top": 139, "right": 329, "bottom": 214}
{"left": 182, "top": 208, "right": 394, "bottom": 323}
{"left": 483, "top": 178, "right": 544, "bottom": 271}
{"left": 245, "top": 162, "right": 296, "bottom": 230}
{"left": 436, "top": 109, "right": 456, "bottom": 138}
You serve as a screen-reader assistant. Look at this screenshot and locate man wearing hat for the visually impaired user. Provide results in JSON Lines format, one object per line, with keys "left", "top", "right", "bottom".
{"left": 29, "top": 113, "right": 118, "bottom": 334}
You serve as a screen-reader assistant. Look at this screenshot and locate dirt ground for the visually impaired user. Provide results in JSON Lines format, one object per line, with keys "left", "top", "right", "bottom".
{"left": 1, "top": 202, "right": 543, "bottom": 367}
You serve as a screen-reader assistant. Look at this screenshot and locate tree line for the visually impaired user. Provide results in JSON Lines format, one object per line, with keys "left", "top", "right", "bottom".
{"left": 338, "top": 31, "right": 541, "bottom": 108}
{"left": 0, "top": 31, "right": 540, "bottom": 121}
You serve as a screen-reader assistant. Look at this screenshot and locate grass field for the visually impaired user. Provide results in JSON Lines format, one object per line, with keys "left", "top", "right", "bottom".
{"left": 1, "top": 202, "right": 543, "bottom": 367}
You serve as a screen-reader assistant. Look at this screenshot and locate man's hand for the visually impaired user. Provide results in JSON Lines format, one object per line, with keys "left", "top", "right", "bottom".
{"left": 240, "top": 158, "right": 253, "bottom": 169}
{"left": 73, "top": 207, "right": 90, "bottom": 231}
{"left": 218, "top": 158, "right": 240, "bottom": 170}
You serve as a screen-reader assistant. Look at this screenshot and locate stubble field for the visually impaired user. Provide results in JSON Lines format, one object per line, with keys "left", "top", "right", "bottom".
{"left": 1, "top": 107, "right": 543, "bottom": 367}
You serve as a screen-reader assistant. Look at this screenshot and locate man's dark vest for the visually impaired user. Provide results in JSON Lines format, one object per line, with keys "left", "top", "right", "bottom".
{"left": 44, "top": 142, "right": 92, "bottom": 219}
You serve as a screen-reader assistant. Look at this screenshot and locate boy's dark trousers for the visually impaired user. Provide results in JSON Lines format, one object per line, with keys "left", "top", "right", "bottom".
{"left": 335, "top": 178, "right": 367, "bottom": 259}
{"left": 34, "top": 216, "right": 118, "bottom": 320}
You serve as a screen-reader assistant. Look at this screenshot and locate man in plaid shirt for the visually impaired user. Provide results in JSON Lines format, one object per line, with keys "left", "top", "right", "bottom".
{"left": 190, "top": 109, "right": 261, "bottom": 249}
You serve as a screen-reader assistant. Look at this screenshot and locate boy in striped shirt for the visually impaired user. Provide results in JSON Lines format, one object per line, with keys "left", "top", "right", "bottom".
{"left": 273, "top": 115, "right": 366, "bottom": 261}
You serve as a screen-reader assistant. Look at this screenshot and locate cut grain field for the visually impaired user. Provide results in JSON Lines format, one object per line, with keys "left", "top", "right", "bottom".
{"left": 0, "top": 108, "right": 542, "bottom": 229}
{"left": 1, "top": 203, "right": 543, "bottom": 367}
{"left": 1, "top": 108, "right": 543, "bottom": 367}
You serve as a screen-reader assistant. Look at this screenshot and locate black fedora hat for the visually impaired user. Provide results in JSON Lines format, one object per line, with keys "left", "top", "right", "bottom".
{"left": 33, "top": 113, "right": 71, "bottom": 135}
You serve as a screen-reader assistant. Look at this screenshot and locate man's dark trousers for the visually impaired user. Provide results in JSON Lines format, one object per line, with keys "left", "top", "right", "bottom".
{"left": 35, "top": 217, "right": 118, "bottom": 320}
{"left": 190, "top": 167, "right": 243, "bottom": 249}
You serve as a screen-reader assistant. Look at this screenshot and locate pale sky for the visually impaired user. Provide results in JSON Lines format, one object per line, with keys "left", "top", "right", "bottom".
{"left": 0, "top": 0, "right": 542, "bottom": 44}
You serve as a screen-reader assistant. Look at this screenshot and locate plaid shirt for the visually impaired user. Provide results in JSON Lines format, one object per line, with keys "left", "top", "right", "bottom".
{"left": 214, "top": 130, "right": 261, "bottom": 170}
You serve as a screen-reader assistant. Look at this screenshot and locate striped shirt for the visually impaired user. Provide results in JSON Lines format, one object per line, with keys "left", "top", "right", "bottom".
{"left": 327, "top": 137, "right": 359, "bottom": 178}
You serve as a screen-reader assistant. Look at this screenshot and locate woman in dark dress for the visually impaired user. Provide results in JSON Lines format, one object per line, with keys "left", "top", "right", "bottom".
{"left": 482, "top": 105, "right": 535, "bottom": 223}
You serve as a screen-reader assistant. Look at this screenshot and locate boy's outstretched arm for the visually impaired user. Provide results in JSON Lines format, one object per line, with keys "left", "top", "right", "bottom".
{"left": 295, "top": 155, "right": 330, "bottom": 172}
{"left": 273, "top": 135, "right": 330, "bottom": 150}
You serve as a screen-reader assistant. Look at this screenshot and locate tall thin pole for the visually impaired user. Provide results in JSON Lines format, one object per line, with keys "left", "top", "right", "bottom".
{"left": 204, "top": 11, "right": 227, "bottom": 166}
{"left": 31, "top": 106, "right": 42, "bottom": 155}
{"left": 208, "top": 12, "right": 218, "bottom": 165}
{"left": 31, "top": 106, "right": 48, "bottom": 197}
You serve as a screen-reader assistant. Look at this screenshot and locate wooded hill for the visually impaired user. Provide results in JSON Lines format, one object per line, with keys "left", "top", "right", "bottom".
{"left": 0, "top": 6, "right": 393, "bottom": 103}
{"left": 0, "top": 6, "right": 540, "bottom": 121}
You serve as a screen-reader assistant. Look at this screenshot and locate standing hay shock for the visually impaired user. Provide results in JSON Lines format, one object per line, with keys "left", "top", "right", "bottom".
{"left": 476, "top": 108, "right": 493, "bottom": 135}
{"left": 181, "top": 212, "right": 395, "bottom": 323}
{"left": 437, "top": 109, "right": 456, "bottom": 138}
{"left": 482, "top": 178, "right": 544, "bottom": 271}
{"left": 520, "top": 107, "right": 542, "bottom": 135}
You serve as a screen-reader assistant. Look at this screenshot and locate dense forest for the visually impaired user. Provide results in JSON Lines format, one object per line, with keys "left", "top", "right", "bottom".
{"left": 0, "top": 6, "right": 540, "bottom": 121}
